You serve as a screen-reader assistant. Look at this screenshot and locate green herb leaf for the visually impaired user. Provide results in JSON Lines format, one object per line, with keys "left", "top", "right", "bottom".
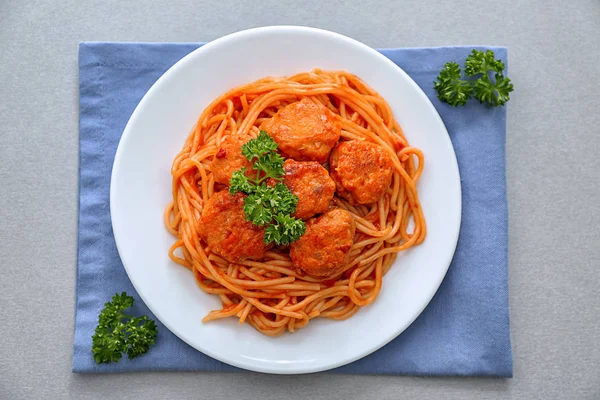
{"left": 271, "top": 183, "right": 298, "bottom": 215}
{"left": 243, "top": 184, "right": 275, "bottom": 226}
{"left": 91, "top": 292, "right": 157, "bottom": 364}
{"left": 241, "top": 130, "right": 279, "bottom": 162}
{"left": 252, "top": 150, "right": 285, "bottom": 182}
{"left": 473, "top": 72, "right": 514, "bottom": 108}
{"left": 433, "top": 62, "right": 473, "bottom": 107}
{"left": 229, "top": 169, "right": 253, "bottom": 194}
{"left": 464, "top": 49, "right": 514, "bottom": 108}
{"left": 229, "top": 131, "right": 306, "bottom": 245}
{"left": 464, "top": 49, "right": 505, "bottom": 76}
{"left": 434, "top": 50, "right": 514, "bottom": 108}
{"left": 124, "top": 316, "right": 158, "bottom": 359}
{"left": 264, "top": 213, "right": 307, "bottom": 246}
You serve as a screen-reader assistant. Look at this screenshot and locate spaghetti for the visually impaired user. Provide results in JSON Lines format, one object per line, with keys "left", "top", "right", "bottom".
{"left": 164, "top": 70, "right": 426, "bottom": 336}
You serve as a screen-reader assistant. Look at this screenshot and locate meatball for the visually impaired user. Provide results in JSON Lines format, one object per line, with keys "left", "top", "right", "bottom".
{"left": 281, "top": 159, "right": 335, "bottom": 220}
{"left": 329, "top": 140, "right": 394, "bottom": 205}
{"left": 199, "top": 190, "right": 267, "bottom": 263}
{"left": 260, "top": 98, "right": 340, "bottom": 163}
{"left": 290, "top": 209, "right": 355, "bottom": 278}
{"left": 210, "top": 131, "right": 256, "bottom": 185}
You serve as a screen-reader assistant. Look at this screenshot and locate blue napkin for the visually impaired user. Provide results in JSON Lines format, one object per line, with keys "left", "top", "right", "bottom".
{"left": 74, "top": 43, "right": 513, "bottom": 376}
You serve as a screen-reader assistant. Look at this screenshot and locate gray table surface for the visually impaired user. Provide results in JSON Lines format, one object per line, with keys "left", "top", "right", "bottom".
{"left": 1, "top": 0, "right": 599, "bottom": 399}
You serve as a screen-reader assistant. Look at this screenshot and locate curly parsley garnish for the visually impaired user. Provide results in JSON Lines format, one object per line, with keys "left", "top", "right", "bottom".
{"left": 91, "top": 292, "right": 157, "bottom": 364}
{"left": 433, "top": 61, "right": 473, "bottom": 107}
{"left": 434, "top": 49, "right": 514, "bottom": 108}
{"left": 229, "top": 130, "right": 306, "bottom": 245}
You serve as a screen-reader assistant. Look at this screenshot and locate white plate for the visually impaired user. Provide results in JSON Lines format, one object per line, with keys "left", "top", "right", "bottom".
{"left": 110, "top": 26, "right": 461, "bottom": 374}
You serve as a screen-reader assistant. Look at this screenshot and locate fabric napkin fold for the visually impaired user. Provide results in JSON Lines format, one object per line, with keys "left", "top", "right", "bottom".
{"left": 74, "top": 43, "right": 512, "bottom": 376}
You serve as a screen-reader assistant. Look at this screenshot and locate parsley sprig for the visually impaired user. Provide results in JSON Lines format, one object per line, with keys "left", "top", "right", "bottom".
{"left": 434, "top": 49, "right": 514, "bottom": 108}
{"left": 229, "top": 130, "right": 306, "bottom": 245}
{"left": 91, "top": 292, "right": 157, "bottom": 364}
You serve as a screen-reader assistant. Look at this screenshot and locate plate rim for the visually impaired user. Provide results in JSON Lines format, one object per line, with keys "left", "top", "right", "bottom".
{"left": 110, "top": 25, "right": 462, "bottom": 374}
